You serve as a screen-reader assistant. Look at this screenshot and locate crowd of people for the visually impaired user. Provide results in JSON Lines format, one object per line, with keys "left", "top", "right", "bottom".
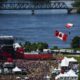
{"left": 14, "top": 59, "right": 58, "bottom": 80}
{"left": 0, "top": 59, "right": 59, "bottom": 80}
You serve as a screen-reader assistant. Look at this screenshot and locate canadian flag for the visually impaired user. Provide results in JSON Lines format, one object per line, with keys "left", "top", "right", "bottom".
{"left": 65, "top": 23, "right": 73, "bottom": 29}
{"left": 55, "top": 30, "right": 68, "bottom": 41}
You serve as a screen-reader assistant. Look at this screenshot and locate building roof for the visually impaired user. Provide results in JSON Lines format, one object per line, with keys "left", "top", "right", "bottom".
{"left": 0, "top": 36, "right": 14, "bottom": 39}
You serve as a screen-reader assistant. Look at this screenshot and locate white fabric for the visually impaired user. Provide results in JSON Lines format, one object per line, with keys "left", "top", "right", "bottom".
{"left": 66, "top": 69, "right": 78, "bottom": 77}
{"left": 13, "top": 43, "right": 21, "bottom": 48}
{"left": 60, "top": 57, "right": 69, "bottom": 67}
{"left": 55, "top": 73, "right": 68, "bottom": 79}
{"left": 55, "top": 70, "right": 78, "bottom": 80}
{"left": 57, "top": 32, "right": 65, "bottom": 40}
{"left": 12, "top": 66, "right": 22, "bottom": 72}
{"left": 60, "top": 57, "right": 77, "bottom": 67}
{"left": 68, "top": 57, "right": 77, "bottom": 62}
{"left": 16, "top": 76, "right": 21, "bottom": 79}
{"left": 55, "top": 31, "right": 67, "bottom": 41}
{"left": 24, "top": 77, "right": 29, "bottom": 79}
{"left": 0, "top": 69, "right": 2, "bottom": 73}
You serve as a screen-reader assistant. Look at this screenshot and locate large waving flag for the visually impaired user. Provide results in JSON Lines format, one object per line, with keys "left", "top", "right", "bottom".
{"left": 55, "top": 30, "right": 68, "bottom": 41}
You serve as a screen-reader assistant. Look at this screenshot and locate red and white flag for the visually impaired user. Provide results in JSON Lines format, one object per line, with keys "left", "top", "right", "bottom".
{"left": 65, "top": 23, "right": 73, "bottom": 29}
{"left": 55, "top": 30, "right": 68, "bottom": 41}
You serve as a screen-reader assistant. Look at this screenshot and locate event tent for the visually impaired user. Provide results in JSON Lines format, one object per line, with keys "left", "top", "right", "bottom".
{"left": 66, "top": 69, "right": 78, "bottom": 77}
{"left": 60, "top": 57, "right": 69, "bottom": 67}
{"left": 68, "top": 57, "right": 77, "bottom": 62}
{"left": 55, "top": 69, "right": 78, "bottom": 80}
{"left": 60, "top": 57, "right": 77, "bottom": 67}
{"left": 12, "top": 66, "right": 22, "bottom": 72}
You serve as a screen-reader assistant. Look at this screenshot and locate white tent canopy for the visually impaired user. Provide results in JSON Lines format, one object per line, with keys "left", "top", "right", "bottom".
{"left": 55, "top": 73, "right": 68, "bottom": 79}
{"left": 16, "top": 76, "right": 21, "bottom": 79}
{"left": 60, "top": 57, "right": 69, "bottom": 67}
{"left": 60, "top": 57, "right": 77, "bottom": 67}
{"left": 55, "top": 69, "right": 78, "bottom": 80}
{"left": 12, "top": 66, "right": 22, "bottom": 72}
{"left": 24, "top": 77, "right": 29, "bottom": 79}
{"left": 63, "top": 57, "right": 77, "bottom": 62}
{"left": 67, "top": 69, "right": 78, "bottom": 77}
{"left": 68, "top": 57, "right": 77, "bottom": 62}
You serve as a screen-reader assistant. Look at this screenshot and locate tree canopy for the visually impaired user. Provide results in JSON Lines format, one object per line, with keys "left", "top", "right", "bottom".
{"left": 71, "top": 36, "right": 80, "bottom": 48}
{"left": 0, "top": 0, "right": 7, "bottom": 2}
{"left": 0, "top": 0, "right": 7, "bottom": 8}
{"left": 73, "top": 0, "right": 80, "bottom": 13}
{"left": 24, "top": 41, "right": 48, "bottom": 52}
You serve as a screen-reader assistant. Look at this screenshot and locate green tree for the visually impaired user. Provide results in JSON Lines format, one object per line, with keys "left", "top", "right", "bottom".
{"left": 0, "top": 0, "right": 7, "bottom": 2}
{"left": 32, "top": 0, "right": 51, "bottom": 7}
{"left": 31, "top": 43, "right": 37, "bottom": 51}
{"left": 54, "top": 46, "right": 58, "bottom": 49}
{"left": 37, "top": 42, "right": 43, "bottom": 52}
{"left": 37, "top": 42, "right": 48, "bottom": 52}
{"left": 73, "top": 0, "right": 80, "bottom": 13}
{"left": 71, "top": 36, "right": 80, "bottom": 48}
{"left": 0, "top": 0, "right": 7, "bottom": 9}
{"left": 24, "top": 41, "right": 48, "bottom": 52}
{"left": 24, "top": 41, "right": 32, "bottom": 52}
